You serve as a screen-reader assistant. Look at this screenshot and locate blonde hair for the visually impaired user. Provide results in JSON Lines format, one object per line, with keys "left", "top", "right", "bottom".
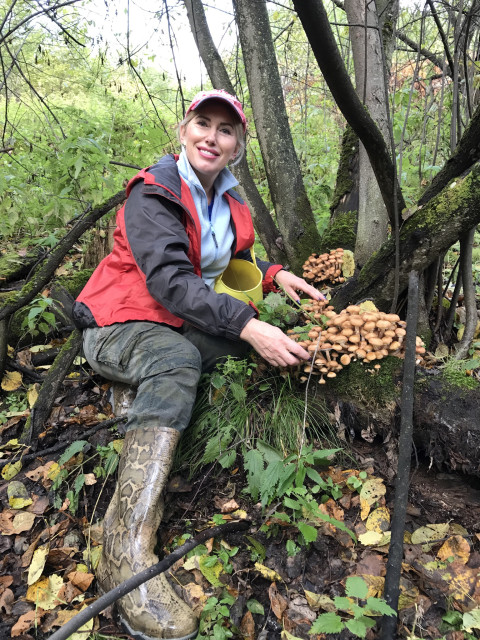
{"left": 177, "top": 108, "right": 246, "bottom": 166}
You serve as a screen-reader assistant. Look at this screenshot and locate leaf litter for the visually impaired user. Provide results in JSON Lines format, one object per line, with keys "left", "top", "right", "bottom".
{"left": 2, "top": 350, "right": 480, "bottom": 638}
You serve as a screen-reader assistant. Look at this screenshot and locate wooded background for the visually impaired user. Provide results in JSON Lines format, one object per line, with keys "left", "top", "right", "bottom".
{"left": 2, "top": 0, "right": 480, "bottom": 362}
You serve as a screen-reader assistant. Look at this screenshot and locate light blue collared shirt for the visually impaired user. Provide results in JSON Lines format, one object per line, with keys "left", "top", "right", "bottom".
{"left": 177, "top": 151, "right": 237, "bottom": 287}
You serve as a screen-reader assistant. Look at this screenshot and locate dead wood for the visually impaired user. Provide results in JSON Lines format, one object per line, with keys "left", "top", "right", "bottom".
{"left": 21, "top": 329, "right": 83, "bottom": 447}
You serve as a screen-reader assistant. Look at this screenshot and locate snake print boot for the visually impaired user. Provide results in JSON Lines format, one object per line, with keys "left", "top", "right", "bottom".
{"left": 96, "top": 427, "right": 198, "bottom": 640}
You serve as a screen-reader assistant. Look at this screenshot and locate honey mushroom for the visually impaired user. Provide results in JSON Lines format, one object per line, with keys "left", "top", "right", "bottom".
{"left": 290, "top": 301, "right": 426, "bottom": 383}
{"left": 302, "top": 248, "right": 346, "bottom": 285}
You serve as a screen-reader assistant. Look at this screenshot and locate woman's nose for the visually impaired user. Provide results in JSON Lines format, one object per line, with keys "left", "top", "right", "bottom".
{"left": 204, "top": 128, "right": 216, "bottom": 144}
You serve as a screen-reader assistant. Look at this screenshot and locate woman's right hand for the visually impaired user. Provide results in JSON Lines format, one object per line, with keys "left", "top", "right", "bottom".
{"left": 239, "top": 318, "right": 311, "bottom": 367}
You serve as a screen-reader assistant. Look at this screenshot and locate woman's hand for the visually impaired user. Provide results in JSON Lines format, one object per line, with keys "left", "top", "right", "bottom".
{"left": 274, "top": 269, "right": 325, "bottom": 303}
{"left": 240, "top": 318, "right": 310, "bottom": 367}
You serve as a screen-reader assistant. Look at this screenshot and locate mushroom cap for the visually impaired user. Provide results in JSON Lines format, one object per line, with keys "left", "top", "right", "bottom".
{"left": 340, "top": 354, "right": 351, "bottom": 365}
{"left": 376, "top": 319, "right": 391, "bottom": 331}
{"left": 350, "top": 316, "right": 364, "bottom": 327}
{"left": 369, "top": 337, "right": 384, "bottom": 349}
{"left": 327, "top": 372, "right": 337, "bottom": 378}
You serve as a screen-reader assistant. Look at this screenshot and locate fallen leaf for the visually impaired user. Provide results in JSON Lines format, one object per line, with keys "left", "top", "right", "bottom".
{"left": 356, "top": 552, "right": 385, "bottom": 577}
{"left": 269, "top": 582, "right": 287, "bottom": 619}
{"left": 11, "top": 608, "right": 47, "bottom": 636}
{"left": 65, "top": 605, "right": 94, "bottom": 640}
{"left": 66, "top": 570, "right": 95, "bottom": 592}
{"left": 8, "top": 480, "right": 33, "bottom": 509}
{"left": 411, "top": 523, "right": 449, "bottom": 549}
{"left": 254, "top": 562, "right": 282, "bottom": 582}
{"left": 182, "top": 582, "right": 207, "bottom": 614}
{"left": 11, "top": 510, "right": 36, "bottom": 534}
{"left": 1, "top": 460, "right": 22, "bottom": 480}
{"left": 304, "top": 590, "right": 336, "bottom": 612}
{"left": 27, "top": 546, "right": 49, "bottom": 585}
{"left": 221, "top": 499, "right": 240, "bottom": 513}
{"left": 358, "top": 574, "right": 385, "bottom": 598}
{"left": 1, "top": 370, "right": 23, "bottom": 391}
{"left": 240, "top": 610, "right": 255, "bottom": 640}
{"left": 82, "top": 544, "right": 102, "bottom": 570}
{"left": 437, "top": 535, "right": 470, "bottom": 565}
{"left": 463, "top": 607, "right": 480, "bottom": 632}
{"left": 26, "top": 574, "right": 63, "bottom": 610}
{"left": 281, "top": 631, "right": 304, "bottom": 640}
{"left": 360, "top": 478, "right": 386, "bottom": 520}
{"left": 366, "top": 507, "right": 390, "bottom": 533}
{"left": 359, "top": 531, "right": 384, "bottom": 546}
{"left": 0, "top": 587, "right": 14, "bottom": 614}
{"left": 27, "top": 384, "right": 39, "bottom": 408}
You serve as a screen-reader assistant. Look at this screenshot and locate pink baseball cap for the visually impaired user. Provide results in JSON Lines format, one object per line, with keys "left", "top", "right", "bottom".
{"left": 186, "top": 89, "right": 247, "bottom": 133}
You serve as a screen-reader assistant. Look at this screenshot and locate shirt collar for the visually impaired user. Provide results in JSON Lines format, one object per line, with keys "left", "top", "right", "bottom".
{"left": 177, "top": 150, "right": 238, "bottom": 198}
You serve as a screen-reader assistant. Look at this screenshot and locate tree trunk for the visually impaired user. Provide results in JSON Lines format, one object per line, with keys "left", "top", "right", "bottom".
{"left": 330, "top": 163, "right": 480, "bottom": 310}
{"left": 183, "top": 0, "right": 286, "bottom": 264}
{"left": 345, "top": 0, "right": 390, "bottom": 267}
{"left": 233, "top": 0, "right": 321, "bottom": 272}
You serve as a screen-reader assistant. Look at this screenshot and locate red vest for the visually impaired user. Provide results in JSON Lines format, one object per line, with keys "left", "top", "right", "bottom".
{"left": 77, "top": 166, "right": 256, "bottom": 328}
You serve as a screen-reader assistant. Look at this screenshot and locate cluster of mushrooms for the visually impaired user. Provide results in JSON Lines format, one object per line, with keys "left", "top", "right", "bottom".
{"left": 288, "top": 301, "right": 426, "bottom": 384}
{"left": 302, "top": 248, "right": 346, "bottom": 284}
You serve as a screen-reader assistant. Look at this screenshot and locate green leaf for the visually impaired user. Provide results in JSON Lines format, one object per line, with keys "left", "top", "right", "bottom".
{"left": 345, "top": 576, "right": 369, "bottom": 600}
{"left": 244, "top": 449, "right": 264, "bottom": 501}
{"left": 246, "top": 599, "right": 264, "bottom": 615}
{"left": 218, "top": 449, "right": 236, "bottom": 469}
{"left": 245, "top": 535, "right": 266, "bottom": 561}
{"left": 365, "top": 597, "right": 396, "bottom": 617}
{"left": 309, "top": 612, "right": 344, "bottom": 635}
{"left": 298, "top": 522, "right": 317, "bottom": 543}
{"left": 305, "top": 467, "right": 324, "bottom": 485}
{"left": 74, "top": 473, "right": 85, "bottom": 495}
{"left": 256, "top": 440, "right": 283, "bottom": 463}
{"left": 229, "top": 381, "right": 246, "bottom": 402}
{"left": 58, "top": 440, "right": 89, "bottom": 466}
{"left": 345, "top": 616, "right": 375, "bottom": 638}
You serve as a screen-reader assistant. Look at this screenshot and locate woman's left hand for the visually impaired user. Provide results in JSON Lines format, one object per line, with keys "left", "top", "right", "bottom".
{"left": 274, "top": 270, "right": 325, "bottom": 304}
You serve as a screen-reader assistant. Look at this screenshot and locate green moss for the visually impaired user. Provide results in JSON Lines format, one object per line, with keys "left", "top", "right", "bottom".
{"left": 327, "top": 356, "right": 402, "bottom": 409}
{"left": 55, "top": 269, "right": 93, "bottom": 298}
{"left": 440, "top": 358, "right": 480, "bottom": 391}
{"left": 318, "top": 210, "right": 357, "bottom": 254}
{"left": 331, "top": 126, "right": 359, "bottom": 213}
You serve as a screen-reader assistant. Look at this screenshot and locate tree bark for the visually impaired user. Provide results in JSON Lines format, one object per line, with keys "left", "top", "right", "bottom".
{"left": 345, "top": 0, "right": 390, "bottom": 267}
{"left": 292, "top": 0, "right": 406, "bottom": 229}
{"left": 330, "top": 162, "right": 480, "bottom": 310}
{"left": 233, "top": 0, "right": 321, "bottom": 272}
{"left": 183, "top": 0, "right": 286, "bottom": 264}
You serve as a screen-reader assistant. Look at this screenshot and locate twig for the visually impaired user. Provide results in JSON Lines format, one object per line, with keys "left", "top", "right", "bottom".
{"left": 0, "top": 416, "right": 127, "bottom": 469}
{"left": 380, "top": 271, "right": 420, "bottom": 640}
{"left": 47, "top": 519, "right": 251, "bottom": 640}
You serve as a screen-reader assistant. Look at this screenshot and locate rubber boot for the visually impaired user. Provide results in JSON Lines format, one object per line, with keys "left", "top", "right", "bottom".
{"left": 96, "top": 427, "right": 198, "bottom": 640}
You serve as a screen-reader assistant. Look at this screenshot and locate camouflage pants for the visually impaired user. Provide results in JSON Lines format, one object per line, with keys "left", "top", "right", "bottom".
{"left": 83, "top": 321, "right": 251, "bottom": 433}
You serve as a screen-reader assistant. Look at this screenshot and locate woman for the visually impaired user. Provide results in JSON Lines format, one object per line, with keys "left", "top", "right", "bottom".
{"left": 73, "top": 89, "right": 322, "bottom": 640}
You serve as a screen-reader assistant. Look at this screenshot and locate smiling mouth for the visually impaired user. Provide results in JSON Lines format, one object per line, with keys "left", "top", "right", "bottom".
{"left": 198, "top": 147, "right": 219, "bottom": 158}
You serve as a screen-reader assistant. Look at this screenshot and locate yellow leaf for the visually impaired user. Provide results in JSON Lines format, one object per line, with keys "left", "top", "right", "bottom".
{"left": 0, "top": 438, "right": 21, "bottom": 450}
{"left": 254, "top": 562, "right": 282, "bottom": 582}
{"left": 28, "top": 546, "right": 49, "bottom": 585}
{"left": 360, "top": 478, "right": 386, "bottom": 520}
{"left": 281, "top": 631, "right": 304, "bottom": 640}
{"left": 73, "top": 356, "right": 86, "bottom": 365}
{"left": 112, "top": 439, "right": 124, "bottom": 453}
{"left": 304, "top": 590, "right": 336, "bottom": 612}
{"left": 359, "top": 301, "right": 379, "bottom": 313}
{"left": 183, "top": 556, "right": 199, "bottom": 571}
{"left": 27, "top": 384, "right": 39, "bottom": 408}
{"left": 359, "top": 575, "right": 385, "bottom": 598}
{"left": 398, "top": 583, "right": 420, "bottom": 610}
{"left": 198, "top": 555, "right": 223, "bottom": 587}
{"left": 68, "top": 605, "right": 94, "bottom": 640}
{"left": 1, "top": 370, "right": 23, "bottom": 391}
{"left": 359, "top": 531, "right": 384, "bottom": 546}
{"left": 26, "top": 574, "right": 63, "bottom": 610}
{"left": 47, "top": 462, "right": 61, "bottom": 481}
{"left": 10, "top": 497, "right": 33, "bottom": 509}
{"left": 231, "top": 509, "right": 248, "bottom": 519}
{"left": 2, "top": 461, "right": 22, "bottom": 480}
{"left": 82, "top": 545, "right": 102, "bottom": 570}
{"left": 411, "top": 523, "right": 449, "bottom": 549}
{"left": 366, "top": 507, "right": 390, "bottom": 533}
{"left": 437, "top": 535, "right": 470, "bottom": 565}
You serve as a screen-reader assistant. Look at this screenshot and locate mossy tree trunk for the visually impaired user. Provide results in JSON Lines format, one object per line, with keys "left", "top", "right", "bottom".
{"left": 330, "top": 163, "right": 480, "bottom": 311}
{"left": 233, "top": 0, "right": 322, "bottom": 272}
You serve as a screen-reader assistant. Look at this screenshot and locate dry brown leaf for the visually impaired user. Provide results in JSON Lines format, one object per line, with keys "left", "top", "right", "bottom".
{"left": 239, "top": 610, "right": 256, "bottom": 640}
{"left": 360, "top": 478, "right": 386, "bottom": 520}
{"left": 359, "top": 574, "right": 385, "bottom": 598}
{"left": 66, "top": 570, "right": 95, "bottom": 592}
{"left": 356, "top": 552, "right": 385, "bottom": 577}
{"left": 27, "top": 494, "right": 49, "bottom": 515}
{"left": 11, "top": 608, "right": 47, "bottom": 636}
{"left": 11, "top": 510, "right": 36, "bottom": 534}
{"left": 0, "top": 587, "right": 14, "bottom": 614}
{"left": 437, "top": 535, "right": 470, "bottom": 565}
{"left": 182, "top": 582, "right": 207, "bottom": 615}
{"left": 304, "top": 590, "right": 336, "bottom": 612}
{"left": 0, "top": 509, "right": 16, "bottom": 535}
{"left": 56, "top": 580, "right": 82, "bottom": 604}
{"left": 220, "top": 499, "right": 240, "bottom": 513}
{"left": 51, "top": 608, "right": 79, "bottom": 627}
{"left": 269, "top": 582, "right": 287, "bottom": 620}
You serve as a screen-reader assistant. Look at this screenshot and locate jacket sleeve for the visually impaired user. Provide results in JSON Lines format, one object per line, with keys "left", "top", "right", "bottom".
{"left": 124, "top": 182, "right": 257, "bottom": 340}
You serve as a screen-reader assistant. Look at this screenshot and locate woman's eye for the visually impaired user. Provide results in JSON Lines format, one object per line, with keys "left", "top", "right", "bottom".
{"left": 220, "top": 128, "right": 233, "bottom": 135}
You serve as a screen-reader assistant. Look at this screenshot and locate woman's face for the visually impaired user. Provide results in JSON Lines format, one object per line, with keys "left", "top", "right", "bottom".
{"left": 180, "top": 101, "right": 240, "bottom": 189}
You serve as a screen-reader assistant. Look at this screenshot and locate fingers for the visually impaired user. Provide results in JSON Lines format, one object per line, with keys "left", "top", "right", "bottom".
{"left": 240, "top": 319, "right": 310, "bottom": 367}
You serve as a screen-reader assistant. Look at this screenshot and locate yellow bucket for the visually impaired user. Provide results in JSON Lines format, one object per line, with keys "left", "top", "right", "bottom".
{"left": 214, "top": 247, "right": 263, "bottom": 304}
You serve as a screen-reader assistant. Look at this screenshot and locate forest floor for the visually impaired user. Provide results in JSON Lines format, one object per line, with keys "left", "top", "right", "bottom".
{"left": 2, "top": 357, "right": 480, "bottom": 640}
